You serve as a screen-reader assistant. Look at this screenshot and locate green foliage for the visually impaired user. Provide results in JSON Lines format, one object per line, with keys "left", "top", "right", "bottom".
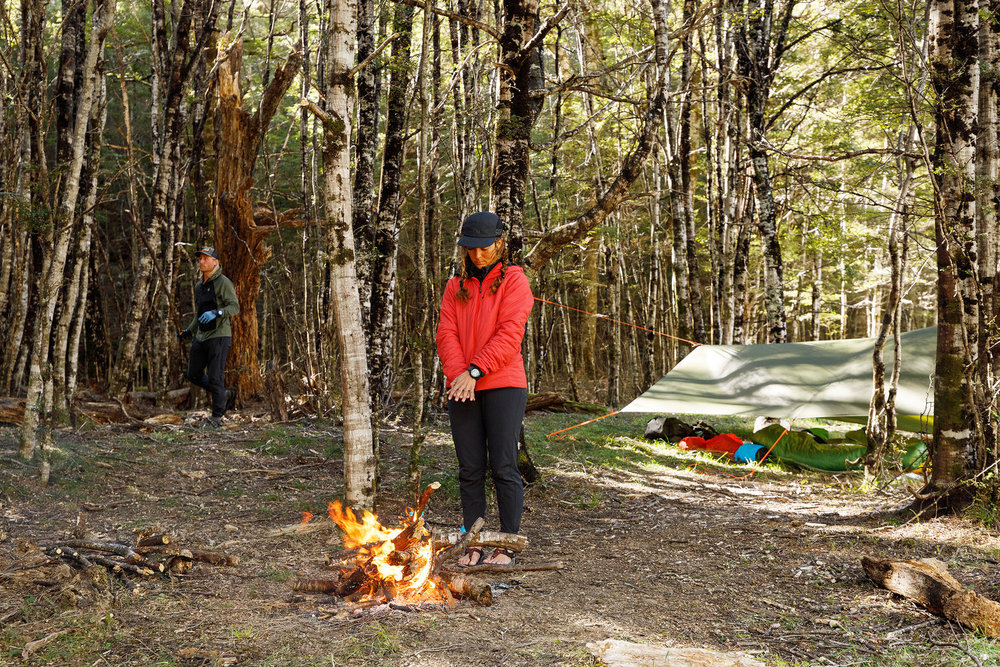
{"left": 967, "top": 473, "right": 1000, "bottom": 529}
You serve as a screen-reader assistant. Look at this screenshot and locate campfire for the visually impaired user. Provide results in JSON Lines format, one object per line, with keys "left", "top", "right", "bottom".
{"left": 293, "top": 483, "right": 561, "bottom": 608}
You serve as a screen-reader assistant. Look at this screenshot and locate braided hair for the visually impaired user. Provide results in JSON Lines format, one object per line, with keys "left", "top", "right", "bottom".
{"left": 456, "top": 237, "right": 509, "bottom": 304}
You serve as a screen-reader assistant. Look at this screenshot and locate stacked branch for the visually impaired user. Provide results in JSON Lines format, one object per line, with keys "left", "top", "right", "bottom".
{"left": 294, "top": 485, "right": 500, "bottom": 606}
{"left": 44, "top": 530, "right": 238, "bottom": 582}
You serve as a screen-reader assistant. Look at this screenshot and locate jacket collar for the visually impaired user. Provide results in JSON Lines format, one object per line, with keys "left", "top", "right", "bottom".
{"left": 201, "top": 264, "right": 222, "bottom": 284}
{"left": 465, "top": 257, "right": 501, "bottom": 283}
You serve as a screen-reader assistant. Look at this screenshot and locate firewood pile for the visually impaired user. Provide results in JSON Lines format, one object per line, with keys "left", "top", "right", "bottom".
{"left": 42, "top": 529, "right": 239, "bottom": 590}
{"left": 292, "top": 483, "right": 563, "bottom": 611}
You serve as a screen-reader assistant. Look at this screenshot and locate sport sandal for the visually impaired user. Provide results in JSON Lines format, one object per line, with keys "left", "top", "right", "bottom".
{"left": 484, "top": 546, "right": 516, "bottom": 566}
{"left": 458, "top": 546, "right": 484, "bottom": 567}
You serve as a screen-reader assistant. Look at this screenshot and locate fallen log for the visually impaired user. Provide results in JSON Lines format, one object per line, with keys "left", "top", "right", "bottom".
{"left": 59, "top": 540, "right": 144, "bottom": 564}
{"left": 433, "top": 529, "right": 528, "bottom": 553}
{"left": 0, "top": 398, "right": 25, "bottom": 425}
{"left": 526, "top": 392, "right": 565, "bottom": 412}
{"left": 438, "top": 570, "right": 493, "bottom": 606}
{"left": 862, "top": 556, "right": 1000, "bottom": 637}
{"left": 135, "top": 545, "right": 239, "bottom": 567}
{"left": 135, "top": 533, "right": 171, "bottom": 548}
{"left": 293, "top": 578, "right": 340, "bottom": 594}
{"left": 440, "top": 560, "right": 566, "bottom": 574}
{"left": 0, "top": 396, "right": 189, "bottom": 425}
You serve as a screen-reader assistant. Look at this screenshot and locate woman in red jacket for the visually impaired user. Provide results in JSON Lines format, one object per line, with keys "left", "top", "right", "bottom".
{"left": 436, "top": 212, "right": 534, "bottom": 566}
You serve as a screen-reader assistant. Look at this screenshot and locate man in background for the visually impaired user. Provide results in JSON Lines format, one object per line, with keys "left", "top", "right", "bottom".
{"left": 178, "top": 247, "right": 240, "bottom": 427}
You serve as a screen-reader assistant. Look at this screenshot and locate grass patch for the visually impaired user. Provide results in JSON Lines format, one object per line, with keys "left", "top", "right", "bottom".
{"left": 246, "top": 426, "right": 343, "bottom": 459}
{"left": 2, "top": 612, "right": 124, "bottom": 665}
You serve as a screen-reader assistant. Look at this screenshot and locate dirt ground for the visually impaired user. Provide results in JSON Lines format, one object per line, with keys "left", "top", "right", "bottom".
{"left": 2, "top": 409, "right": 1000, "bottom": 666}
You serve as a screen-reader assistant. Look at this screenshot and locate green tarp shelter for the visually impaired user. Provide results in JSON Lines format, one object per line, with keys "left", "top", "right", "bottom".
{"left": 621, "top": 327, "right": 936, "bottom": 433}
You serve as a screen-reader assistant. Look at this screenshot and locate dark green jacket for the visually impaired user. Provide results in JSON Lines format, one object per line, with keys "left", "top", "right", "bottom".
{"left": 183, "top": 266, "right": 240, "bottom": 341}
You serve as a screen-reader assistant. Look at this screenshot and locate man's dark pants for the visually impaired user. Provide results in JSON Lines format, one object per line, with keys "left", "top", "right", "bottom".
{"left": 186, "top": 336, "right": 231, "bottom": 418}
{"left": 448, "top": 387, "right": 527, "bottom": 534}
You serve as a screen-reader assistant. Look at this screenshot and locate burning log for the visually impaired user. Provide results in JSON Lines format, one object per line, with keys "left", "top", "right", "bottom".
{"left": 335, "top": 565, "right": 369, "bottom": 596}
{"left": 411, "top": 481, "right": 440, "bottom": 519}
{"left": 303, "top": 486, "right": 551, "bottom": 609}
{"left": 391, "top": 517, "right": 428, "bottom": 552}
{"left": 387, "top": 550, "right": 413, "bottom": 566}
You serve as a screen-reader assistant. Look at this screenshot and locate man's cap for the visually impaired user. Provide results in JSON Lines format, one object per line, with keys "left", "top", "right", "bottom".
{"left": 457, "top": 212, "right": 504, "bottom": 248}
{"left": 195, "top": 246, "right": 220, "bottom": 259}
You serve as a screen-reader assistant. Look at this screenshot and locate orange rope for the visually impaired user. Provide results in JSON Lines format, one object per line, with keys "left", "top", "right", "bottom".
{"left": 692, "top": 428, "right": 789, "bottom": 480}
{"left": 534, "top": 297, "right": 702, "bottom": 347}
{"left": 546, "top": 410, "right": 620, "bottom": 439}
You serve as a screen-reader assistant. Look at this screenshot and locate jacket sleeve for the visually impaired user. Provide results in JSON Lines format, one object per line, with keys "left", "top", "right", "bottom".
{"left": 435, "top": 279, "right": 467, "bottom": 386}
{"left": 470, "top": 271, "right": 533, "bottom": 374}
{"left": 217, "top": 276, "right": 240, "bottom": 318}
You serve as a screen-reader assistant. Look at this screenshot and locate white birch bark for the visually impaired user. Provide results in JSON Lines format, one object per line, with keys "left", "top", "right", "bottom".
{"left": 322, "top": 0, "right": 376, "bottom": 508}
{"left": 20, "top": 0, "right": 115, "bottom": 461}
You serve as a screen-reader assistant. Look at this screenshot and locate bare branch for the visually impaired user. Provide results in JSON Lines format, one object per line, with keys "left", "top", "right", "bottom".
{"left": 349, "top": 32, "right": 402, "bottom": 78}
{"left": 392, "top": 0, "right": 500, "bottom": 39}
{"left": 518, "top": 2, "right": 572, "bottom": 59}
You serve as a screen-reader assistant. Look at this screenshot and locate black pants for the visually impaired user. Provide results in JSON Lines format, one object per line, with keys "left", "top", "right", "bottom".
{"left": 448, "top": 387, "right": 527, "bottom": 534}
{"left": 186, "top": 336, "right": 231, "bottom": 417}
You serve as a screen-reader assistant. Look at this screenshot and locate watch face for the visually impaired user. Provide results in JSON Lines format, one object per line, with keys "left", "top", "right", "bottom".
{"left": 470, "top": 368, "right": 482, "bottom": 378}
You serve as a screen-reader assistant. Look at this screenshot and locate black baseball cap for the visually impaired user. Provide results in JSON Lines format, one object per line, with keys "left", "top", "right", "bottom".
{"left": 195, "top": 246, "right": 220, "bottom": 259}
{"left": 458, "top": 212, "right": 503, "bottom": 247}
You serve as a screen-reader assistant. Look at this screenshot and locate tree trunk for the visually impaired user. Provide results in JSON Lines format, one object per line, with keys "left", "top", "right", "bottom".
{"left": 353, "top": 0, "right": 381, "bottom": 311}
{"left": 321, "top": 0, "right": 377, "bottom": 509}
{"left": 734, "top": 0, "right": 794, "bottom": 344}
{"left": 368, "top": 1, "right": 415, "bottom": 409}
{"left": 213, "top": 43, "right": 302, "bottom": 399}
{"left": 927, "top": 0, "right": 981, "bottom": 492}
{"left": 491, "top": 0, "right": 544, "bottom": 260}
{"left": 524, "top": 0, "right": 667, "bottom": 272}
{"left": 21, "top": 0, "right": 115, "bottom": 461}
{"left": 109, "top": 0, "right": 217, "bottom": 398}
{"left": 55, "top": 79, "right": 107, "bottom": 421}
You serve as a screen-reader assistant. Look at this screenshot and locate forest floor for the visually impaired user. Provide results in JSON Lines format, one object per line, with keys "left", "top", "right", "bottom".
{"left": 2, "top": 407, "right": 1000, "bottom": 666}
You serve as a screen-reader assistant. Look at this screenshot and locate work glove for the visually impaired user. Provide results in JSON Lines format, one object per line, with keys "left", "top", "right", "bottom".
{"left": 198, "top": 309, "right": 222, "bottom": 324}
{"left": 177, "top": 329, "right": 192, "bottom": 341}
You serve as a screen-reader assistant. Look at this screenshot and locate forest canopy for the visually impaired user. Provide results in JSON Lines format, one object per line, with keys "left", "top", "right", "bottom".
{"left": 1, "top": 0, "right": 997, "bottom": 507}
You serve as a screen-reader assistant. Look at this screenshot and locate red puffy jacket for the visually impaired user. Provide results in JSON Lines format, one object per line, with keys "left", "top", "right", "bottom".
{"left": 436, "top": 264, "right": 534, "bottom": 390}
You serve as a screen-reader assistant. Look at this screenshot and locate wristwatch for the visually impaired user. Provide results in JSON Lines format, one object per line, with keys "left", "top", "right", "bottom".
{"left": 468, "top": 365, "right": 483, "bottom": 379}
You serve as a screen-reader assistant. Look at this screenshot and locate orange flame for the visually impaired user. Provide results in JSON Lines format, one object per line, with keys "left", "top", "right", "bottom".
{"left": 327, "top": 501, "right": 441, "bottom": 603}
